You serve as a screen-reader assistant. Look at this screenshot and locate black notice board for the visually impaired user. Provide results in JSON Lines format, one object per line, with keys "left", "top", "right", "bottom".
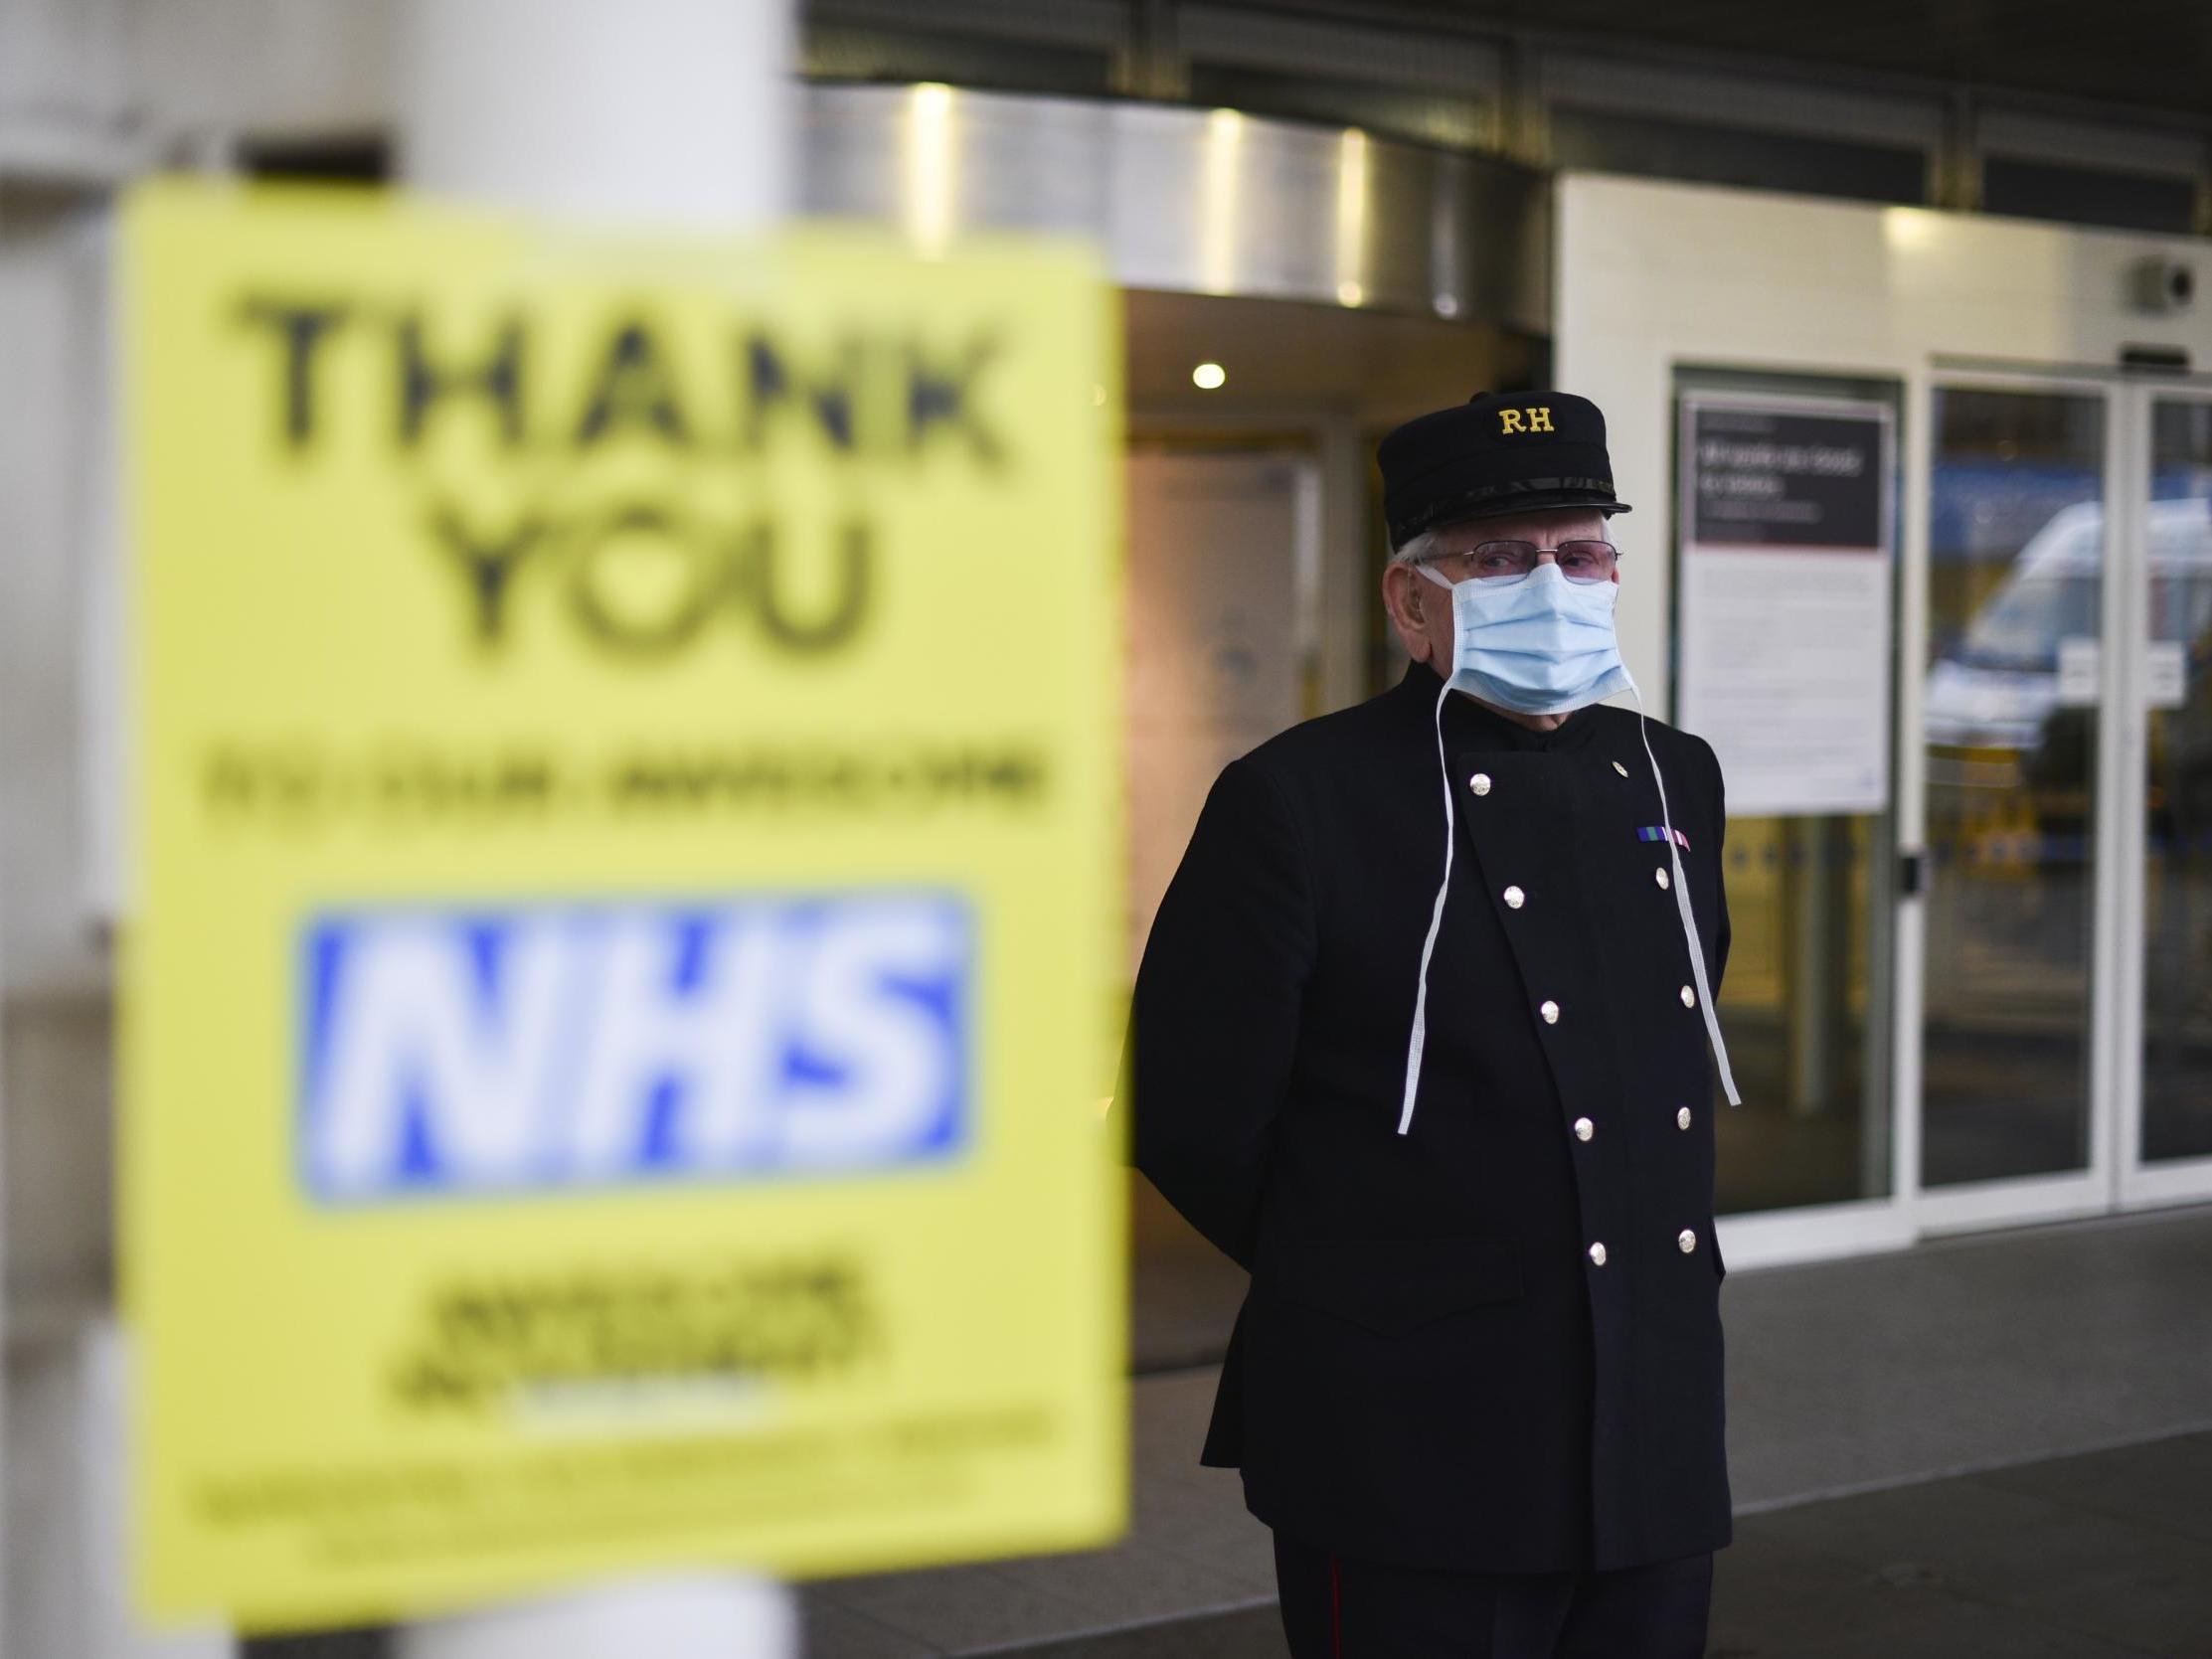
{"left": 1686, "top": 404, "right": 1886, "bottom": 551}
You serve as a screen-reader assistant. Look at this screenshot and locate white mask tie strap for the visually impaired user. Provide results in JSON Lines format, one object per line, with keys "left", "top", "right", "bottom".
{"left": 1631, "top": 687, "right": 1742, "bottom": 1106}
{"left": 1398, "top": 675, "right": 1455, "bottom": 1135}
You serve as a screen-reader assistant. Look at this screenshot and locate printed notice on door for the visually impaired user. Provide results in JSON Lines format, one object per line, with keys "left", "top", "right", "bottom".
{"left": 1676, "top": 396, "right": 1896, "bottom": 817}
{"left": 120, "top": 182, "right": 1126, "bottom": 1633}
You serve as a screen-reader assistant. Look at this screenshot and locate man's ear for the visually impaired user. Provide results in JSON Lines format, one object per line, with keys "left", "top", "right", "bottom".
{"left": 1381, "top": 561, "right": 1434, "bottom": 662}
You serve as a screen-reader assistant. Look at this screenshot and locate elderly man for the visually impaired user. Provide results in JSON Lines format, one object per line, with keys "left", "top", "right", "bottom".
{"left": 1127, "top": 391, "right": 1739, "bottom": 1657}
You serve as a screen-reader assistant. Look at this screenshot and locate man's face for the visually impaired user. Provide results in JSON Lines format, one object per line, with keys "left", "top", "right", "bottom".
{"left": 1382, "top": 506, "right": 1616, "bottom": 669}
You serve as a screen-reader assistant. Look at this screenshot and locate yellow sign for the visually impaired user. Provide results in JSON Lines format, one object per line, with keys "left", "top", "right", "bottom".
{"left": 120, "top": 182, "right": 1125, "bottom": 1632}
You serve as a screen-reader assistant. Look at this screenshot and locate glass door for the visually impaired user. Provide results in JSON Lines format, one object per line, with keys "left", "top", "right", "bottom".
{"left": 1918, "top": 380, "right": 2114, "bottom": 1220}
{"left": 1914, "top": 374, "right": 2212, "bottom": 1228}
{"left": 2121, "top": 389, "right": 2212, "bottom": 1207}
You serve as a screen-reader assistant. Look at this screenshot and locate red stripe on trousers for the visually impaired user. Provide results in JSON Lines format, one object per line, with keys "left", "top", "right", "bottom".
{"left": 1330, "top": 1552, "right": 1343, "bottom": 1658}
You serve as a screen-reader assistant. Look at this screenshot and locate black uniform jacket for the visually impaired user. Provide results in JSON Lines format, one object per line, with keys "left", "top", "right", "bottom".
{"left": 1127, "top": 658, "right": 1734, "bottom": 1574}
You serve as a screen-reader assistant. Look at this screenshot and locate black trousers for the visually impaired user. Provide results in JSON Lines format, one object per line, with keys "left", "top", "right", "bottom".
{"left": 1274, "top": 1530, "right": 1713, "bottom": 1659}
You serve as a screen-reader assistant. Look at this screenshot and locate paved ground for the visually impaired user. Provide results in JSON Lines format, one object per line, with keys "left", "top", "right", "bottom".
{"left": 959, "top": 1429, "right": 2212, "bottom": 1658}
{"left": 802, "top": 1205, "right": 2212, "bottom": 1658}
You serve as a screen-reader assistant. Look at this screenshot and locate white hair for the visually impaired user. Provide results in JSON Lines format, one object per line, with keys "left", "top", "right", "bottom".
{"left": 1390, "top": 527, "right": 1444, "bottom": 566}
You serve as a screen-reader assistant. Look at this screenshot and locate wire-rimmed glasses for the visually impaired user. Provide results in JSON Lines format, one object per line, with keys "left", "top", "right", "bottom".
{"left": 1451, "top": 540, "right": 1619, "bottom": 583}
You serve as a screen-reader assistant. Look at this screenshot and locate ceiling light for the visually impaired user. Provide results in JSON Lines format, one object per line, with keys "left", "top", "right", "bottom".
{"left": 1191, "top": 362, "right": 1227, "bottom": 391}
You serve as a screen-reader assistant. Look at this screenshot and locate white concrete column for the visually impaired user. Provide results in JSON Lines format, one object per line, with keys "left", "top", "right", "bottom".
{"left": 4, "top": 1322, "right": 229, "bottom": 1659}
{"left": 391, "top": 3, "right": 798, "bottom": 1654}
{"left": 397, "top": 0, "right": 789, "bottom": 231}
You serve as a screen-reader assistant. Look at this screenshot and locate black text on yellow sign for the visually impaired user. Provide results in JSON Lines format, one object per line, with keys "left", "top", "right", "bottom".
{"left": 235, "top": 298, "right": 1013, "bottom": 660}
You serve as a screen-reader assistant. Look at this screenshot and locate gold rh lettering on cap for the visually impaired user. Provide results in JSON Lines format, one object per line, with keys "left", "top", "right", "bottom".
{"left": 1498, "top": 409, "right": 1526, "bottom": 434}
{"left": 1529, "top": 407, "right": 1554, "bottom": 432}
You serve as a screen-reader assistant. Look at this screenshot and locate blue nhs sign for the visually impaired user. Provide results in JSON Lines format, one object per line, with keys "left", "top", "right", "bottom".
{"left": 299, "top": 893, "right": 970, "bottom": 1202}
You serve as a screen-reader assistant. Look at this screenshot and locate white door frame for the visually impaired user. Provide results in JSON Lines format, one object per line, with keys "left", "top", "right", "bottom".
{"left": 2116, "top": 381, "right": 2212, "bottom": 1212}
{"left": 1908, "top": 366, "right": 2123, "bottom": 1238}
{"left": 1904, "top": 366, "right": 2212, "bottom": 1234}
{"left": 1726, "top": 364, "right": 2212, "bottom": 1269}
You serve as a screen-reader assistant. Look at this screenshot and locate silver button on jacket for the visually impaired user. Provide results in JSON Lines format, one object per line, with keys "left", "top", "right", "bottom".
{"left": 1677, "top": 1229, "right": 1698, "bottom": 1253}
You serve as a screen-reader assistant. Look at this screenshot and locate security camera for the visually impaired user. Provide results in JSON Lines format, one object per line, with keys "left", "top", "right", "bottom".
{"left": 2129, "top": 255, "right": 2196, "bottom": 315}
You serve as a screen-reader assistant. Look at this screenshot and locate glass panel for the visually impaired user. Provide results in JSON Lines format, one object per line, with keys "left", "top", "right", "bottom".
{"left": 1187, "top": 64, "right": 1489, "bottom": 151}
{"left": 1981, "top": 156, "right": 2199, "bottom": 237}
{"left": 2143, "top": 401, "right": 2212, "bottom": 1162}
{"left": 1923, "top": 388, "right": 2104, "bottom": 1186}
{"left": 1123, "top": 443, "right": 1315, "bottom": 1372}
{"left": 1551, "top": 108, "right": 1927, "bottom": 207}
{"left": 1713, "top": 815, "right": 1895, "bottom": 1213}
{"left": 1670, "top": 367, "right": 1901, "bottom": 1216}
{"left": 800, "top": 22, "right": 1113, "bottom": 95}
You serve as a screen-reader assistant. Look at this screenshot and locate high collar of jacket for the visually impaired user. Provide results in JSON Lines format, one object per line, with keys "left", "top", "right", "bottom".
{"left": 1395, "top": 658, "right": 1603, "bottom": 754}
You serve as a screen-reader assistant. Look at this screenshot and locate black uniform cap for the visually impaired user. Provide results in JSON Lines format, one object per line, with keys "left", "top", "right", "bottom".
{"left": 1379, "top": 390, "right": 1633, "bottom": 550}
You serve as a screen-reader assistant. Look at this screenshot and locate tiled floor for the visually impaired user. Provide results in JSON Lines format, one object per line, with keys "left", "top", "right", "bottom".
{"left": 803, "top": 1205, "right": 2212, "bottom": 1658}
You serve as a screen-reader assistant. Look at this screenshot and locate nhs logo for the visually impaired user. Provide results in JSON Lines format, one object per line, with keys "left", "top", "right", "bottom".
{"left": 299, "top": 893, "right": 970, "bottom": 1202}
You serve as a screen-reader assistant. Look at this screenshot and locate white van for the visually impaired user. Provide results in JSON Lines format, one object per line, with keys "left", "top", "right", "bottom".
{"left": 1923, "top": 496, "right": 2212, "bottom": 752}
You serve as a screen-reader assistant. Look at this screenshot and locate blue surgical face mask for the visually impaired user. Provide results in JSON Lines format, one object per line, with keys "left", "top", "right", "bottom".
{"left": 1418, "top": 560, "right": 1634, "bottom": 715}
